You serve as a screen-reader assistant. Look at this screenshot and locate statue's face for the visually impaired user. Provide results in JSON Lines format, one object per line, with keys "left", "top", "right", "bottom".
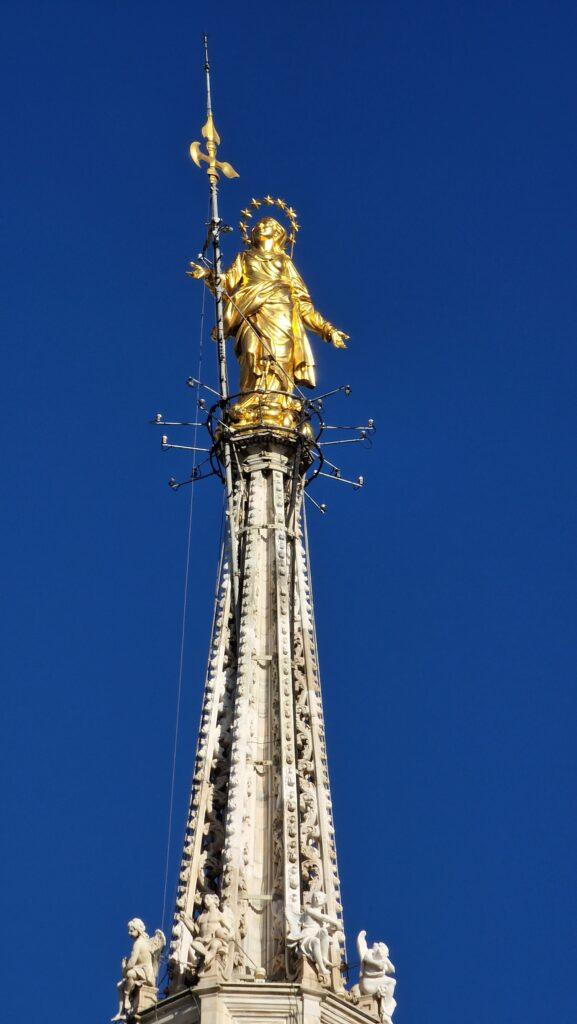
{"left": 251, "top": 217, "right": 286, "bottom": 250}
{"left": 128, "top": 924, "right": 139, "bottom": 937}
{"left": 311, "top": 892, "right": 326, "bottom": 908}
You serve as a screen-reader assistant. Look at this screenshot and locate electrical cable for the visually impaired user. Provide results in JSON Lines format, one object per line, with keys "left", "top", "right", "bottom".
{"left": 160, "top": 276, "right": 208, "bottom": 933}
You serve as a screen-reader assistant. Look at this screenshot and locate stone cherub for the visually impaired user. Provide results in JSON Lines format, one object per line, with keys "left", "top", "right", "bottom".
{"left": 111, "top": 918, "right": 165, "bottom": 1021}
{"left": 286, "top": 891, "right": 342, "bottom": 982}
{"left": 351, "top": 930, "right": 396, "bottom": 1024}
{"left": 189, "top": 214, "right": 349, "bottom": 428}
{"left": 177, "top": 893, "right": 235, "bottom": 976}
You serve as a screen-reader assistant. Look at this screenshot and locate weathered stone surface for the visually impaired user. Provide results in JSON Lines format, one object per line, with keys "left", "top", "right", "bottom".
{"left": 140, "top": 981, "right": 380, "bottom": 1024}
{"left": 168, "top": 437, "right": 346, "bottom": 992}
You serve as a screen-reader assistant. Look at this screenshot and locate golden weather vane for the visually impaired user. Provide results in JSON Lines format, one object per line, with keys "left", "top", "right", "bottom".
{"left": 189, "top": 38, "right": 239, "bottom": 184}
{"left": 189, "top": 117, "right": 239, "bottom": 182}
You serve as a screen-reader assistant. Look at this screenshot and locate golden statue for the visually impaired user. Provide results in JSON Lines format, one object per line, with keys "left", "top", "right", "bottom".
{"left": 189, "top": 208, "right": 348, "bottom": 429}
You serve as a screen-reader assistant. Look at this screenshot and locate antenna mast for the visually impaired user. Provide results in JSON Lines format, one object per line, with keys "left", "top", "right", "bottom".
{"left": 201, "top": 35, "right": 231, "bottom": 406}
{"left": 191, "top": 35, "right": 240, "bottom": 612}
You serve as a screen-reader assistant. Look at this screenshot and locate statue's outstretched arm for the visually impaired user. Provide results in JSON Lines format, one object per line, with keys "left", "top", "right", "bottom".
{"left": 187, "top": 253, "right": 244, "bottom": 297}
{"left": 307, "top": 906, "right": 340, "bottom": 930}
{"left": 286, "top": 260, "right": 349, "bottom": 349}
{"left": 357, "top": 929, "right": 368, "bottom": 961}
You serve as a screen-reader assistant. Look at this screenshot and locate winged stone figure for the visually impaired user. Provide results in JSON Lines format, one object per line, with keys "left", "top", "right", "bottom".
{"left": 286, "top": 891, "right": 342, "bottom": 982}
{"left": 351, "top": 929, "right": 396, "bottom": 1024}
{"left": 112, "top": 918, "right": 165, "bottom": 1021}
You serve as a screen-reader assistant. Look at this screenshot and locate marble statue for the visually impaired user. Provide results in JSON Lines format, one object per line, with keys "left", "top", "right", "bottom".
{"left": 286, "top": 891, "right": 342, "bottom": 981}
{"left": 351, "top": 930, "right": 396, "bottom": 1024}
{"left": 178, "top": 894, "right": 235, "bottom": 975}
{"left": 111, "top": 918, "right": 165, "bottom": 1021}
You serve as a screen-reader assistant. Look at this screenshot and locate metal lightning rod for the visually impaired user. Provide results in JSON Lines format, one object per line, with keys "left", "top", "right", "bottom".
{"left": 190, "top": 36, "right": 241, "bottom": 613}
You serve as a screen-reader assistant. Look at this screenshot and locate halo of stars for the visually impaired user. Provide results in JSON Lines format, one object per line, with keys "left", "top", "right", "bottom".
{"left": 239, "top": 196, "right": 300, "bottom": 250}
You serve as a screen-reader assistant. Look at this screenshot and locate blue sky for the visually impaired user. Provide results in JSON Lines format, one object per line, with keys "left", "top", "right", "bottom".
{"left": 2, "top": 2, "right": 576, "bottom": 1021}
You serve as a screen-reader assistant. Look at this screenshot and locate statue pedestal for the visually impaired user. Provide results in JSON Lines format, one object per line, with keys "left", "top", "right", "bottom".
{"left": 133, "top": 984, "right": 159, "bottom": 1016}
{"left": 139, "top": 982, "right": 378, "bottom": 1024}
{"left": 354, "top": 994, "right": 380, "bottom": 1021}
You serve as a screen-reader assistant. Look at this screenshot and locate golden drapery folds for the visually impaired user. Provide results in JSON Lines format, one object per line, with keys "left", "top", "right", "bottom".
{"left": 190, "top": 216, "right": 348, "bottom": 429}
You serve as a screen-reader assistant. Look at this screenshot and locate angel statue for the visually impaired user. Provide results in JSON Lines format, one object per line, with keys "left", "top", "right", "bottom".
{"left": 177, "top": 893, "right": 235, "bottom": 976}
{"left": 111, "top": 918, "right": 165, "bottom": 1021}
{"left": 350, "top": 930, "right": 397, "bottom": 1024}
{"left": 286, "top": 891, "right": 342, "bottom": 983}
{"left": 189, "top": 208, "right": 349, "bottom": 429}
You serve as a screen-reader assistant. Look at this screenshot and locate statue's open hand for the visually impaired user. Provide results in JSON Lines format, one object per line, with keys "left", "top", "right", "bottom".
{"left": 187, "top": 261, "right": 208, "bottom": 280}
{"left": 331, "top": 329, "right": 349, "bottom": 349}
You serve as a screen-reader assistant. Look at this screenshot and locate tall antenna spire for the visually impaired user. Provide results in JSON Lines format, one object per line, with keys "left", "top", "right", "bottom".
{"left": 203, "top": 34, "right": 213, "bottom": 118}
{"left": 189, "top": 35, "right": 240, "bottom": 613}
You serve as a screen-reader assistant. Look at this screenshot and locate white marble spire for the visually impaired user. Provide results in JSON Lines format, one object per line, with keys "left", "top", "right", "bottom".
{"left": 168, "top": 435, "right": 346, "bottom": 992}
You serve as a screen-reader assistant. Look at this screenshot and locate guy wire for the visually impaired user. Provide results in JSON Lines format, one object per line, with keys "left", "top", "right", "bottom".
{"left": 161, "top": 265, "right": 208, "bottom": 933}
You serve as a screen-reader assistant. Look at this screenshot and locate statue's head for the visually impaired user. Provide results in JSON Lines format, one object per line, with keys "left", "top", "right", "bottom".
{"left": 127, "top": 918, "right": 146, "bottom": 937}
{"left": 372, "top": 941, "right": 389, "bottom": 960}
{"left": 204, "top": 894, "right": 219, "bottom": 909}
{"left": 251, "top": 216, "right": 286, "bottom": 252}
{"left": 309, "top": 891, "right": 327, "bottom": 909}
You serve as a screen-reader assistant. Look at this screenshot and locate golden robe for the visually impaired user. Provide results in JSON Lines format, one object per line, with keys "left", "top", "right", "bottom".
{"left": 221, "top": 248, "right": 337, "bottom": 396}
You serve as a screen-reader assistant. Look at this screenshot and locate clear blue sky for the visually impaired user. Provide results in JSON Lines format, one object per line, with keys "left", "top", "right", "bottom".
{"left": 2, "top": 2, "right": 576, "bottom": 1021}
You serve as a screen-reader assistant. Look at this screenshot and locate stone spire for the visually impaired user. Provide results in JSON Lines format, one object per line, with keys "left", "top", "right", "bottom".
{"left": 168, "top": 434, "right": 346, "bottom": 992}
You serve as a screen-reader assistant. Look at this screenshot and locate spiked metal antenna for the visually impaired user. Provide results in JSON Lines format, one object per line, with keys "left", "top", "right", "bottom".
{"left": 189, "top": 36, "right": 241, "bottom": 613}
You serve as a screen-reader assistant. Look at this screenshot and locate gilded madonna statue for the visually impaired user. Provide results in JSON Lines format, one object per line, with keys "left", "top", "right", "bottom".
{"left": 189, "top": 214, "right": 348, "bottom": 428}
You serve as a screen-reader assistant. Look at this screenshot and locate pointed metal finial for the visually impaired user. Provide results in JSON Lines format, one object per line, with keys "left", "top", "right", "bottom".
{"left": 203, "top": 34, "right": 212, "bottom": 117}
{"left": 190, "top": 36, "right": 239, "bottom": 181}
